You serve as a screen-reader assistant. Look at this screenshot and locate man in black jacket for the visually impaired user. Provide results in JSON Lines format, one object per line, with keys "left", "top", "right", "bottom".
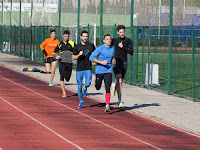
{"left": 53, "top": 30, "right": 75, "bottom": 98}
{"left": 111, "top": 25, "right": 133, "bottom": 108}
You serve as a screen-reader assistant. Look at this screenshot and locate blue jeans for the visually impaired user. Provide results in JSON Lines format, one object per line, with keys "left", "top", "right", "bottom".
{"left": 76, "top": 70, "right": 92, "bottom": 102}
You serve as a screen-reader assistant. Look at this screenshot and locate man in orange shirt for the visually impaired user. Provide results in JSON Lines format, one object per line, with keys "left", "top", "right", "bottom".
{"left": 40, "top": 29, "right": 60, "bottom": 86}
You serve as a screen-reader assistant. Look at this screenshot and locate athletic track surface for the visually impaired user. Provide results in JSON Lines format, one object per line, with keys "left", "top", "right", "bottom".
{"left": 0, "top": 65, "right": 200, "bottom": 150}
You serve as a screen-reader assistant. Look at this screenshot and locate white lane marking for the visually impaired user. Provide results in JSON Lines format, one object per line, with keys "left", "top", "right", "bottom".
{"left": 0, "top": 75, "right": 162, "bottom": 150}
{"left": 0, "top": 96, "right": 84, "bottom": 150}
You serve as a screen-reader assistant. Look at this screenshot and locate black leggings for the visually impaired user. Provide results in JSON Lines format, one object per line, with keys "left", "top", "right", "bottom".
{"left": 95, "top": 73, "right": 112, "bottom": 93}
{"left": 59, "top": 62, "right": 72, "bottom": 82}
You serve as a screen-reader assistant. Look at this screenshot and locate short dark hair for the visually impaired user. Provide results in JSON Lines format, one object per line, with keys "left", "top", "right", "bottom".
{"left": 81, "top": 30, "right": 88, "bottom": 36}
{"left": 103, "top": 34, "right": 111, "bottom": 39}
{"left": 117, "top": 25, "right": 125, "bottom": 31}
{"left": 63, "top": 30, "right": 70, "bottom": 35}
{"left": 50, "top": 29, "right": 56, "bottom": 34}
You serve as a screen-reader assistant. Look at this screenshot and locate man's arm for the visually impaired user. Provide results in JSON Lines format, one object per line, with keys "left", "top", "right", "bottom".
{"left": 72, "top": 45, "right": 83, "bottom": 60}
{"left": 72, "top": 51, "right": 83, "bottom": 60}
{"left": 40, "top": 39, "right": 47, "bottom": 54}
{"left": 122, "top": 39, "right": 133, "bottom": 55}
{"left": 53, "top": 44, "right": 62, "bottom": 59}
{"left": 89, "top": 47, "right": 107, "bottom": 65}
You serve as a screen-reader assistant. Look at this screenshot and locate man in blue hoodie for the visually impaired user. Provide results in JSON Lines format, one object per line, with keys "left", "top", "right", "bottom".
{"left": 89, "top": 34, "right": 115, "bottom": 112}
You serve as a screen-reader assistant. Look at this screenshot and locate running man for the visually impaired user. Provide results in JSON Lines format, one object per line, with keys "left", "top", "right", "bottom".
{"left": 72, "top": 30, "right": 95, "bottom": 108}
{"left": 40, "top": 29, "right": 60, "bottom": 86}
{"left": 53, "top": 30, "right": 75, "bottom": 98}
{"left": 111, "top": 25, "right": 133, "bottom": 108}
{"left": 89, "top": 34, "right": 115, "bottom": 112}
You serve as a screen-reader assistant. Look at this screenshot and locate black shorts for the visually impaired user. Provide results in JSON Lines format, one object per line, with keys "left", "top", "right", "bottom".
{"left": 113, "top": 61, "right": 127, "bottom": 79}
{"left": 44, "top": 57, "right": 57, "bottom": 64}
{"left": 95, "top": 73, "right": 112, "bottom": 93}
{"left": 59, "top": 62, "right": 72, "bottom": 82}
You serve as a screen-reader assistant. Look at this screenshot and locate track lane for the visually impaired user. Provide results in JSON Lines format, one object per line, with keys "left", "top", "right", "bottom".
{"left": 0, "top": 65, "right": 200, "bottom": 150}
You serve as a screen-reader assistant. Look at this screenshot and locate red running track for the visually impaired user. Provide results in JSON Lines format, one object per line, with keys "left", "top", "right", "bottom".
{"left": 0, "top": 65, "right": 200, "bottom": 150}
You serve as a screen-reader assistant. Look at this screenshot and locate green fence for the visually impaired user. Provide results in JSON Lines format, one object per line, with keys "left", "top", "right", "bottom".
{"left": 1, "top": 24, "right": 200, "bottom": 101}
{"left": 0, "top": 0, "right": 200, "bottom": 101}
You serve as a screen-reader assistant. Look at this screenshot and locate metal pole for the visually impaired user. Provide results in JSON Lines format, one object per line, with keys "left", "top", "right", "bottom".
{"left": 183, "top": 0, "right": 185, "bottom": 23}
{"left": 30, "top": 0, "right": 33, "bottom": 60}
{"left": 77, "top": 0, "right": 80, "bottom": 43}
{"left": 131, "top": 0, "right": 135, "bottom": 83}
{"left": 168, "top": 0, "right": 173, "bottom": 95}
{"left": 10, "top": 0, "right": 12, "bottom": 26}
{"left": 19, "top": 0, "right": 22, "bottom": 57}
{"left": 58, "top": 0, "right": 61, "bottom": 41}
{"left": 148, "top": 26, "right": 151, "bottom": 88}
{"left": 23, "top": 24, "right": 25, "bottom": 57}
{"left": 191, "top": 24, "right": 195, "bottom": 102}
{"left": 141, "top": 27, "right": 145, "bottom": 84}
{"left": 96, "top": 0, "right": 97, "bottom": 14}
{"left": 1, "top": 0, "right": 3, "bottom": 25}
{"left": 10, "top": 0, "right": 12, "bottom": 52}
{"left": 125, "top": 0, "right": 127, "bottom": 15}
{"left": 100, "top": 0, "right": 103, "bottom": 45}
{"left": 87, "top": 23, "right": 90, "bottom": 41}
{"left": 158, "top": 0, "right": 161, "bottom": 38}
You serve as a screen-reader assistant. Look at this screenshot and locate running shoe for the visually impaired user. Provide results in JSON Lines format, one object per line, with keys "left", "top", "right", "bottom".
{"left": 49, "top": 82, "right": 53, "bottom": 87}
{"left": 105, "top": 105, "right": 110, "bottom": 112}
{"left": 62, "top": 92, "right": 66, "bottom": 98}
{"left": 118, "top": 101, "right": 123, "bottom": 108}
{"left": 83, "top": 85, "right": 87, "bottom": 97}
{"left": 78, "top": 101, "right": 84, "bottom": 108}
{"left": 110, "top": 82, "right": 116, "bottom": 97}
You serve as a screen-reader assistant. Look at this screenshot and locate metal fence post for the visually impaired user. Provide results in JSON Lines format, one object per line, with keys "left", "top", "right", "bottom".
{"left": 191, "top": 24, "right": 195, "bottom": 102}
{"left": 58, "top": 0, "right": 61, "bottom": 41}
{"left": 87, "top": 23, "right": 90, "bottom": 41}
{"left": 23, "top": 25, "right": 25, "bottom": 57}
{"left": 99, "top": 0, "right": 103, "bottom": 45}
{"left": 168, "top": 0, "right": 173, "bottom": 95}
{"left": 141, "top": 27, "right": 145, "bottom": 84}
{"left": 14, "top": 25, "right": 16, "bottom": 55}
{"left": 19, "top": 0, "right": 22, "bottom": 57}
{"left": 77, "top": 0, "right": 80, "bottom": 43}
{"left": 148, "top": 26, "right": 151, "bottom": 89}
{"left": 131, "top": 0, "right": 134, "bottom": 83}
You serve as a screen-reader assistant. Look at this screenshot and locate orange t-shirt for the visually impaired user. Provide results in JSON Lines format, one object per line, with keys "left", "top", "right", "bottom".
{"left": 40, "top": 38, "right": 60, "bottom": 58}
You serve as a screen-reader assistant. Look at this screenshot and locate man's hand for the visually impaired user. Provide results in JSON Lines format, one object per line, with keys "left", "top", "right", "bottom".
{"left": 72, "top": 60, "right": 76, "bottom": 64}
{"left": 112, "top": 58, "right": 116, "bottom": 64}
{"left": 92, "top": 62, "right": 96, "bottom": 66}
{"left": 56, "top": 55, "right": 60, "bottom": 60}
{"left": 79, "top": 50, "right": 83, "bottom": 56}
{"left": 101, "top": 60, "right": 108, "bottom": 65}
{"left": 42, "top": 49, "right": 47, "bottom": 54}
{"left": 118, "top": 41, "right": 123, "bottom": 48}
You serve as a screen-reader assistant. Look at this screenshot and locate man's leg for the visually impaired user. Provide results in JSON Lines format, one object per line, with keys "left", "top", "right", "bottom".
{"left": 60, "top": 81, "right": 66, "bottom": 98}
{"left": 83, "top": 70, "right": 92, "bottom": 97}
{"left": 64, "top": 63, "right": 72, "bottom": 82}
{"left": 50, "top": 60, "right": 57, "bottom": 83}
{"left": 95, "top": 74, "right": 104, "bottom": 90}
{"left": 115, "top": 74, "right": 123, "bottom": 100}
{"left": 115, "top": 74, "right": 123, "bottom": 108}
{"left": 104, "top": 73, "right": 112, "bottom": 112}
{"left": 45, "top": 63, "right": 51, "bottom": 73}
{"left": 76, "top": 71, "right": 84, "bottom": 108}
{"left": 59, "top": 62, "right": 66, "bottom": 97}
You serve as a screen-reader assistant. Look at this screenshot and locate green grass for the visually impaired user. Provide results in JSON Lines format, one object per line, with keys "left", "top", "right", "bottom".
{"left": 125, "top": 53, "right": 200, "bottom": 99}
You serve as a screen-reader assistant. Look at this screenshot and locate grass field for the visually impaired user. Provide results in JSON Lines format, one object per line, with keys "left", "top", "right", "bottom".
{"left": 124, "top": 53, "right": 200, "bottom": 99}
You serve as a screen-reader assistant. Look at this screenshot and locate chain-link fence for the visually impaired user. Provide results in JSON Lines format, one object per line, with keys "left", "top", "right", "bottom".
{"left": 0, "top": 0, "right": 200, "bottom": 101}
